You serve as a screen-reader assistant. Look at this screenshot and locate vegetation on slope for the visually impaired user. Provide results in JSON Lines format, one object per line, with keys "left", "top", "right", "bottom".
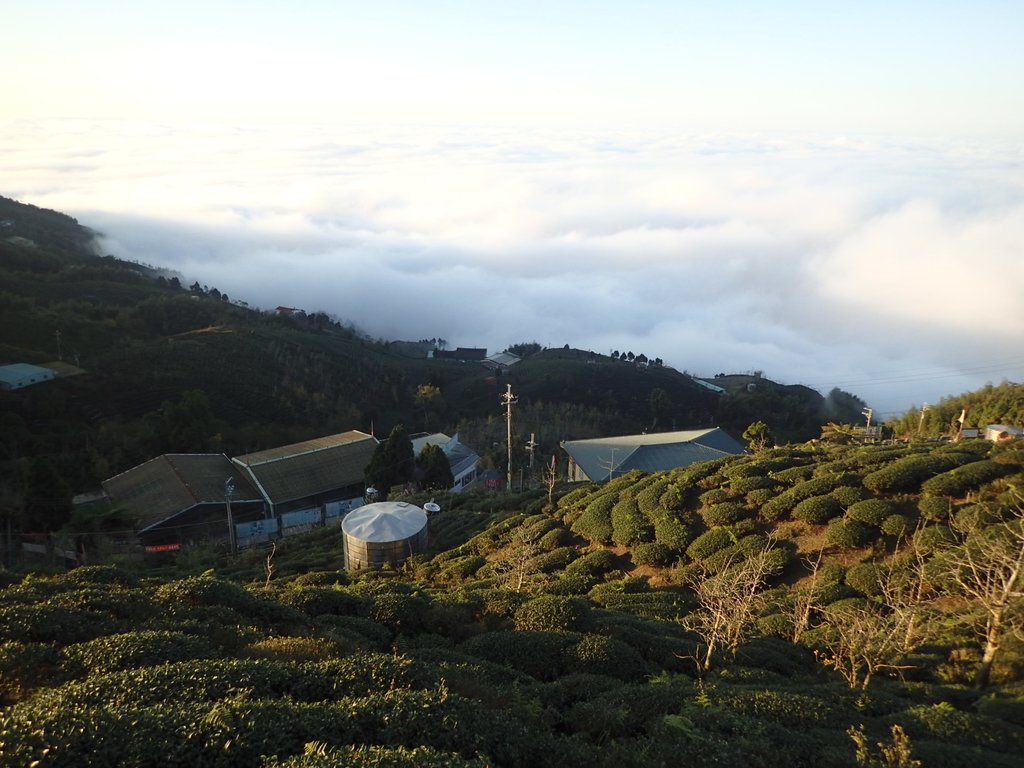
{"left": 3, "top": 438, "right": 1024, "bottom": 766}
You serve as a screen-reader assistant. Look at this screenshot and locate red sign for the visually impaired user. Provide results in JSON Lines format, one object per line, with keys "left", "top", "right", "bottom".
{"left": 144, "top": 543, "right": 181, "bottom": 552}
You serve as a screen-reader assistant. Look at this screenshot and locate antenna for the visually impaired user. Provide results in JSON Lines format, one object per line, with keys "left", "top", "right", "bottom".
{"left": 501, "top": 384, "right": 517, "bottom": 491}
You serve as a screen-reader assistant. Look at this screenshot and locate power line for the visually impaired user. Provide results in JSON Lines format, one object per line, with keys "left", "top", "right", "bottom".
{"left": 804, "top": 358, "right": 1024, "bottom": 390}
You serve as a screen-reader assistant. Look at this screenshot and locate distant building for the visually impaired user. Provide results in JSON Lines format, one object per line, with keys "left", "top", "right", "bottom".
{"left": 985, "top": 424, "right": 1023, "bottom": 443}
{"left": 561, "top": 428, "right": 745, "bottom": 482}
{"left": 0, "top": 363, "right": 57, "bottom": 391}
{"left": 432, "top": 347, "right": 488, "bottom": 361}
{"left": 484, "top": 351, "right": 521, "bottom": 370}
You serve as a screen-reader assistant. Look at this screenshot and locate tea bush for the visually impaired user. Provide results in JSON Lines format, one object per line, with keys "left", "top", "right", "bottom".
{"left": 701, "top": 501, "right": 748, "bottom": 527}
{"left": 919, "top": 496, "right": 953, "bottom": 522}
{"left": 631, "top": 541, "right": 672, "bottom": 566}
{"left": 514, "top": 595, "right": 592, "bottom": 632}
{"left": 527, "top": 546, "right": 579, "bottom": 574}
{"left": 880, "top": 513, "right": 912, "bottom": 538}
{"left": 610, "top": 495, "right": 653, "bottom": 546}
{"left": 63, "top": 630, "right": 218, "bottom": 675}
{"left": 563, "top": 633, "right": 645, "bottom": 681}
{"left": 831, "top": 485, "right": 870, "bottom": 506}
{"left": 922, "top": 460, "right": 1011, "bottom": 498}
{"left": 824, "top": 518, "right": 869, "bottom": 549}
{"left": 843, "top": 562, "right": 881, "bottom": 597}
{"left": 791, "top": 495, "right": 842, "bottom": 524}
{"left": 863, "top": 453, "right": 975, "bottom": 493}
{"left": 686, "top": 528, "right": 734, "bottom": 562}
{"left": 570, "top": 493, "right": 616, "bottom": 544}
{"left": 847, "top": 499, "right": 893, "bottom": 527}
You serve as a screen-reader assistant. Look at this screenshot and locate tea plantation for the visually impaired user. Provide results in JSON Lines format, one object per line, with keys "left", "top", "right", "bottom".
{"left": 3, "top": 439, "right": 1024, "bottom": 766}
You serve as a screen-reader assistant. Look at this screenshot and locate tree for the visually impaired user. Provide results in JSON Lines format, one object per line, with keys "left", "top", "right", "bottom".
{"left": 680, "top": 543, "right": 781, "bottom": 675}
{"left": 742, "top": 420, "right": 773, "bottom": 452}
{"left": 416, "top": 443, "right": 453, "bottom": 491}
{"left": 22, "top": 457, "right": 72, "bottom": 532}
{"left": 941, "top": 493, "right": 1024, "bottom": 688}
{"left": 414, "top": 384, "right": 444, "bottom": 430}
{"left": 364, "top": 424, "right": 415, "bottom": 496}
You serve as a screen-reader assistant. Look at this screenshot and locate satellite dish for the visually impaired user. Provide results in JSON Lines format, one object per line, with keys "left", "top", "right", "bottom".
{"left": 424, "top": 501, "right": 441, "bottom": 513}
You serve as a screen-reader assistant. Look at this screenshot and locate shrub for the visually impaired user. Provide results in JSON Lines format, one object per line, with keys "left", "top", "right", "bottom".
{"left": 538, "top": 527, "right": 573, "bottom": 550}
{"left": 461, "top": 630, "right": 574, "bottom": 680}
{"left": 514, "top": 595, "right": 592, "bottom": 632}
{"left": 922, "top": 460, "right": 1012, "bottom": 498}
{"left": 792, "top": 495, "right": 842, "bottom": 524}
{"left": 610, "top": 495, "right": 653, "bottom": 546}
{"left": 563, "top": 633, "right": 645, "bottom": 681}
{"left": 631, "top": 542, "right": 672, "bottom": 567}
{"left": 919, "top": 496, "right": 953, "bottom": 522}
{"left": 770, "top": 465, "right": 815, "bottom": 485}
{"left": 745, "top": 488, "right": 776, "bottom": 508}
{"left": 730, "top": 475, "right": 776, "bottom": 494}
{"left": 914, "top": 524, "right": 955, "bottom": 554}
{"left": 880, "top": 513, "right": 912, "bottom": 538}
{"left": 0, "top": 640, "right": 61, "bottom": 701}
{"left": 63, "top": 630, "right": 218, "bottom": 675}
{"left": 824, "top": 518, "right": 870, "bottom": 549}
{"left": 438, "top": 555, "right": 488, "bottom": 581}
{"left": 685, "top": 528, "right": 734, "bottom": 561}
{"left": 701, "top": 501, "right": 749, "bottom": 527}
{"left": 527, "top": 546, "right": 579, "bottom": 574}
{"left": 831, "top": 485, "right": 870, "bottom": 506}
{"left": 279, "top": 587, "right": 364, "bottom": 617}
{"left": 699, "top": 488, "right": 732, "bottom": 506}
{"left": 844, "top": 562, "right": 881, "bottom": 597}
{"left": 564, "top": 549, "right": 619, "bottom": 579}
{"left": 863, "top": 453, "right": 975, "bottom": 493}
{"left": 570, "top": 493, "right": 616, "bottom": 544}
{"left": 847, "top": 499, "right": 893, "bottom": 527}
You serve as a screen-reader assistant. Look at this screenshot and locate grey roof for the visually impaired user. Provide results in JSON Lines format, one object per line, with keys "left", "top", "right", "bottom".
{"left": 102, "top": 454, "right": 263, "bottom": 530}
{"left": 562, "top": 428, "right": 744, "bottom": 480}
{"left": 232, "top": 430, "right": 377, "bottom": 504}
{"left": 412, "top": 433, "right": 480, "bottom": 478}
{"left": 342, "top": 501, "right": 428, "bottom": 542}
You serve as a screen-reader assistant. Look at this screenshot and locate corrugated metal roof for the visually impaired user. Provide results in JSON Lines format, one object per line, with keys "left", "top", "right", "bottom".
{"left": 233, "top": 430, "right": 377, "bottom": 504}
{"left": 562, "top": 428, "right": 744, "bottom": 480}
{"left": 102, "top": 454, "right": 263, "bottom": 528}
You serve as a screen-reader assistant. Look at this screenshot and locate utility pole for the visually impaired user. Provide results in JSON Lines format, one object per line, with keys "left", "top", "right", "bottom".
{"left": 918, "top": 403, "right": 930, "bottom": 437}
{"left": 55, "top": 329, "right": 63, "bottom": 361}
{"left": 224, "top": 477, "right": 237, "bottom": 555}
{"left": 501, "top": 384, "right": 517, "bottom": 491}
{"left": 525, "top": 432, "right": 538, "bottom": 470}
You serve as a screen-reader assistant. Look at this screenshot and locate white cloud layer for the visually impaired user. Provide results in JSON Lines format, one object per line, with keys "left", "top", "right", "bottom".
{"left": 3, "top": 119, "right": 1023, "bottom": 416}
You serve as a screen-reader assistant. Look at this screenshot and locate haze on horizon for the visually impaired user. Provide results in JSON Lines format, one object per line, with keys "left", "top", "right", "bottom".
{"left": 3, "top": 1, "right": 1023, "bottom": 418}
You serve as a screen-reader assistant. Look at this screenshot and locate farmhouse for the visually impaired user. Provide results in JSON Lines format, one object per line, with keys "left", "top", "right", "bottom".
{"left": 561, "top": 427, "right": 744, "bottom": 482}
{"left": 102, "top": 454, "right": 266, "bottom": 552}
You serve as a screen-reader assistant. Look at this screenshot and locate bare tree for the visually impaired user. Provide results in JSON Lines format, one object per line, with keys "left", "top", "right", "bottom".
{"left": 943, "top": 491, "right": 1024, "bottom": 688}
{"left": 813, "top": 544, "right": 933, "bottom": 689}
{"left": 494, "top": 525, "right": 542, "bottom": 593}
{"left": 789, "top": 548, "right": 824, "bottom": 643}
{"left": 680, "top": 543, "right": 781, "bottom": 676}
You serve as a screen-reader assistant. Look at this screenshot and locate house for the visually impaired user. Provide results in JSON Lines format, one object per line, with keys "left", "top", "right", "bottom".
{"left": 411, "top": 432, "right": 481, "bottom": 492}
{"left": 484, "top": 351, "right": 521, "bottom": 370}
{"left": 102, "top": 454, "right": 266, "bottom": 552}
{"left": 432, "top": 347, "right": 488, "bottom": 362}
{"left": 985, "top": 424, "right": 1023, "bottom": 443}
{"left": 561, "top": 427, "right": 745, "bottom": 482}
{"left": 0, "top": 363, "right": 56, "bottom": 391}
{"left": 232, "top": 430, "right": 377, "bottom": 533}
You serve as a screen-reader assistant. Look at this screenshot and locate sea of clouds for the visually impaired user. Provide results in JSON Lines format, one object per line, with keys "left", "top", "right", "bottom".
{"left": 3, "top": 118, "right": 1022, "bottom": 415}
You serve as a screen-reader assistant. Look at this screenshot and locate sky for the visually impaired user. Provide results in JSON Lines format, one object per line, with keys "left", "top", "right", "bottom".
{"left": 2, "top": 1, "right": 1023, "bottom": 418}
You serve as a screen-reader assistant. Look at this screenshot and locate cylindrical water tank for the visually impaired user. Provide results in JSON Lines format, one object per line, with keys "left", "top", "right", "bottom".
{"left": 341, "top": 501, "right": 428, "bottom": 569}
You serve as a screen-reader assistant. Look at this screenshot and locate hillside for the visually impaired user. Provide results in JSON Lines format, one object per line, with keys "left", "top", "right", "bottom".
{"left": 0, "top": 194, "right": 872, "bottom": 533}
{"left": 2, "top": 437, "right": 1024, "bottom": 766}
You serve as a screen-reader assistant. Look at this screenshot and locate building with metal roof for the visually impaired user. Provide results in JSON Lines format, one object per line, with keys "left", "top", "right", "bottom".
{"left": 102, "top": 454, "right": 266, "bottom": 549}
{"left": 232, "top": 430, "right": 377, "bottom": 515}
{"left": 411, "top": 432, "right": 481, "bottom": 492}
{"left": 0, "top": 363, "right": 56, "bottom": 391}
{"left": 561, "top": 428, "right": 744, "bottom": 482}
